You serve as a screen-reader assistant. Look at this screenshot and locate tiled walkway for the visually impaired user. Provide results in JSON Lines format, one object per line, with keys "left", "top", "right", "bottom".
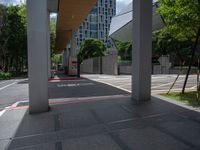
{"left": 2, "top": 95, "right": 200, "bottom": 150}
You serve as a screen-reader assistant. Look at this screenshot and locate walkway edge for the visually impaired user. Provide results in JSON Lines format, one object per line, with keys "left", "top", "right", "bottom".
{"left": 153, "top": 95, "right": 200, "bottom": 113}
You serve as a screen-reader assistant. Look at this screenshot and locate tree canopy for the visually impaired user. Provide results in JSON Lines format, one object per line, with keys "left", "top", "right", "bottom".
{"left": 77, "top": 38, "right": 106, "bottom": 62}
{"left": 152, "top": 0, "right": 200, "bottom": 65}
{"left": 158, "top": 0, "right": 200, "bottom": 40}
{"left": 115, "top": 40, "right": 132, "bottom": 60}
{"left": 0, "top": 4, "right": 27, "bottom": 74}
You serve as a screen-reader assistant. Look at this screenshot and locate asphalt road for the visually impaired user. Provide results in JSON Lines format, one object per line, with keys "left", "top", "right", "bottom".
{"left": 0, "top": 74, "right": 198, "bottom": 113}
{"left": 82, "top": 74, "right": 198, "bottom": 95}
{"left": 0, "top": 79, "right": 28, "bottom": 111}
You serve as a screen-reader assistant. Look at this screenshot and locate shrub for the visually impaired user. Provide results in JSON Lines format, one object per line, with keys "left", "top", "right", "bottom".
{"left": 0, "top": 72, "right": 12, "bottom": 80}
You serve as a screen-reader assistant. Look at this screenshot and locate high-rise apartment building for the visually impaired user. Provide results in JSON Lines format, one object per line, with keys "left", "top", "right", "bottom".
{"left": 75, "top": 0, "right": 116, "bottom": 48}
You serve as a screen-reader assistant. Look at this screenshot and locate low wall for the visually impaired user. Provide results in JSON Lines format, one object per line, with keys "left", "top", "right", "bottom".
{"left": 102, "top": 55, "right": 118, "bottom": 75}
{"left": 118, "top": 65, "right": 163, "bottom": 75}
{"left": 118, "top": 65, "right": 198, "bottom": 75}
{"left": 169, "top": 68, "right": 197, "bottom": 74}
{"left": 81, "top": 54, "right": 118, "bottom": 75}
{"left": 80, "top": 58, "right": 93, "bottom": 73}
{"left": 118, "top": 65, "right": 132, "bottom": 74}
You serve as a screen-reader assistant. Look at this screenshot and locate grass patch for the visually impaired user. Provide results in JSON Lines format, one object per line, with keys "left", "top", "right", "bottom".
{"left": 161, "top": 91, "right": 200, "bottom": 108}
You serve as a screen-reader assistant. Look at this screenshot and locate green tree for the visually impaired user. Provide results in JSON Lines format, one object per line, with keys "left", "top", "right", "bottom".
{"left": 158, "top": 0, "right": 200, "bottom": 93}
{"left": 0, "top": 4, "right": 8, "bottom": 71}
{"left": 50, "top": 17, "right": 56, "bottom": 57}
{"left": 152, "top": 30, "right": 192, "bottom": 63}
{"left": 6, "top": 5, "right": 27, "bottom": 73}
{"left": 115, "top": 40, "right": 132, "bottom": 60}
{"left": 158, "top": 0, "right": 200, "bottom": 40}
{"left": 77, "top": 38, "right": 106, "bottom": 62}
{"left": 0, "top": 4, "right": 27, "bottom": 74}
{"left": 51, "top": 54, "right": 62, "bottom": 64}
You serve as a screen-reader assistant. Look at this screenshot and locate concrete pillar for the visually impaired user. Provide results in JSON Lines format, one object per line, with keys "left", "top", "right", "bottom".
{"left": 71, "top": 32, "right": 78, "bottom": 57}
{"left": 132, "top": 0, "right": 152, "bottom": 102}
{"left": 62, "top": 50, "right": 67, "bottom": 67}
{"left": 47, "top": 12, "right": 51, "bottom": 78}
{"left": 27, "top": 0, "right": 49, "bottom": 113}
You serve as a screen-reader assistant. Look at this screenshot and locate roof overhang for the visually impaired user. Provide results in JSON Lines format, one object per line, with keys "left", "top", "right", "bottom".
{"left": 56, "top": 0, "right": 97, "bottom": 52}
{"left": 48, "top": 0, "right": 59, "bottom": 12}
{"left": 109, "top": 2, "right": 164, "bottom": 42}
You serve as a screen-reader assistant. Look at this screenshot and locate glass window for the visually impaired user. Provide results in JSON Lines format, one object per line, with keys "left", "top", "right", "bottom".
{"left": 90, "top": 24, "right": 98, "bottom": 30}
{"left": 90, "top": 31, "right": 98, "bottom": 38}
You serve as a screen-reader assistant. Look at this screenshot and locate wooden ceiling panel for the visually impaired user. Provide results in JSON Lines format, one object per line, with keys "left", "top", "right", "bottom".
{"left": 56, "top": 0, "right": 97, "bottom": 51}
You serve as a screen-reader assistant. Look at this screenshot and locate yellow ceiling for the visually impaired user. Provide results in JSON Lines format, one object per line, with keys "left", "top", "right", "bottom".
{"left": 56, "top": 0, "right": 97, "bottom": 51}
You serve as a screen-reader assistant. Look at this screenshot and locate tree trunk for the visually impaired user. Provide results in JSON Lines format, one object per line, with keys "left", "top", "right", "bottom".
{"left": 100, "top": 56, "right": 103, "bottom": 74}
{"left": 5, "top": 56, "right": 8, "bottom": 72}
{"left": 21, "top": 57, "right": 24, "bottom": 73}
{"left": 182, "top": 28, "right": 200, "bottom": 94}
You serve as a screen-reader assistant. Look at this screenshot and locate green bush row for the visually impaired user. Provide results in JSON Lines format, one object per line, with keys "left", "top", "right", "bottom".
{"left": 0, "top": 72, "right": 12, "bottom": 80}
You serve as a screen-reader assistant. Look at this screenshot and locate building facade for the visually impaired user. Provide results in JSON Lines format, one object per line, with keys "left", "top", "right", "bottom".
{"left": 75, "top": 0, "right": 116, "bottom": 48}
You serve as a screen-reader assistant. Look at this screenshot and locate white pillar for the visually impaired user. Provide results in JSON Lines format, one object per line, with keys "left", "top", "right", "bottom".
{"left": 47, "top": 12, "right": 51, "bottom": 78}
{"left": 71, "top": 32, "right": 77, "bottom": 57}
{"left": 27, "top": 0, "right": 49, "bottom": 113}
{"left": 132, "top": 0, "right": 152, "bottom": 102}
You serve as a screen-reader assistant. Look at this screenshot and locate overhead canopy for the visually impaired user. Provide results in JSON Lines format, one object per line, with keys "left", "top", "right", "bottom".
{"left": 56, "top": 0, "right": 97, "bottom": 51}
{"left": 109, "top": 2, "right": 164, "bottom": 42}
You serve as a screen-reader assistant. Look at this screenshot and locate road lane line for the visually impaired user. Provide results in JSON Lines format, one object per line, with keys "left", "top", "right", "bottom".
{"left": 0, "top": 101, "right": 22, "bottom": 117}
{"left": 151, "top": 88, "right": 196, "bottom": 95}
{"left": 189, "top": 85, "right": 197, "bottom": 90}
{"left": 151, "top": 79, "right": 184, "bottom": 89}
{"left": 0, "top": 82, "right": 17, "bottom": 91}
{"left": 119, "top": 83, "right": 131, "bottom": 87}
{"left": 0, "top": 80, "right": 10, "bottom": 85}
{"left": 0, "top": 110, "right": 6, "bottom": 117}
{"left": 93, "top": 80, "right": 131, "bottom": 93}
{"left": 93, "top": 79, "right": 197, "bottom": 96}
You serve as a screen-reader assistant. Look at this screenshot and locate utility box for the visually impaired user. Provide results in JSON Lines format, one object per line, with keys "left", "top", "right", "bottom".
{"left": 68, "top": 57, "right": 78, "bottom": 76}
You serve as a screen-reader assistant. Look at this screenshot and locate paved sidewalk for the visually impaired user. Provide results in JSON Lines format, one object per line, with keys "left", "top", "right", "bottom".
{"left": 1, "top": 95, "right": 200, "bottom": 150}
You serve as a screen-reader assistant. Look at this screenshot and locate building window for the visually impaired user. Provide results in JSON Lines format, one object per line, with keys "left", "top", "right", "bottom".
{"left": 90, "top": 24, "right": 98, "bottom": 30}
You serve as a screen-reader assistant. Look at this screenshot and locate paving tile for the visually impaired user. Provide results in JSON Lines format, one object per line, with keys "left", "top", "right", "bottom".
{"left": 159, "top": 119, "right": 200, "bottom": 148}
{"left": 59, "top": 110, "right": 99, "bottom": 129}
{"left": 15, "top": 112, "right": 55, "bottom": 137}
{"left": 93, "top": 105, "right": 134, "bottom": 123}
{"left": 62, "top": 134, "right": 122, "bottom": 150}
{"left": 5, "top": 96, "right": 200, "bottom": 150}
{"left": 10, "top": 143, "right": 55, "bottom": 150}
{"left": 117, "top": 127, "right": 189, "bottom": 150}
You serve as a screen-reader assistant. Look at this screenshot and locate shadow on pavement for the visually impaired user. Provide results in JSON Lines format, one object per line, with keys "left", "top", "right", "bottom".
{"left": 3, "top": 96, "right": 200, "bottom": 150}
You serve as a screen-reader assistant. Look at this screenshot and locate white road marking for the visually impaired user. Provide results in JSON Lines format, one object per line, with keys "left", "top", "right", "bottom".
{"left": 0, "top": 82, "right": 17, "bottom": 91}
{"left": 0, "top": 80, "right": 10, "bottom": 85}
{"left": 92, "top": 78, "right": 197, "bottom": 96}
{"left": 151, "top": 79, "right": 184, "bottom": 89}
{"left": 49, "top": 79, "right": 87, "bottom": 82}
{"left": 119, "top": 83, "right": 131, "bottom": 87}
{"left": 189, "top": 85, "right": 197, "bottom": 90}
{"left": 94, "top": 80, "right": 131, "bottom": 93}
{"left": 0, "top": 110, "right": 6, "bottom": 117}
{"left": 57, "top": 82, "right": 95, "bottom": 87}
{"left": 0, "top": 100, "right": 23, "bottom": 117}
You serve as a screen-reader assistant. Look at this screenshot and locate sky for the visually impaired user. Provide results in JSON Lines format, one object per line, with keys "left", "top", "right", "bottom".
{"left": 0, "top": 0, "right": 132, "bottom": 14}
